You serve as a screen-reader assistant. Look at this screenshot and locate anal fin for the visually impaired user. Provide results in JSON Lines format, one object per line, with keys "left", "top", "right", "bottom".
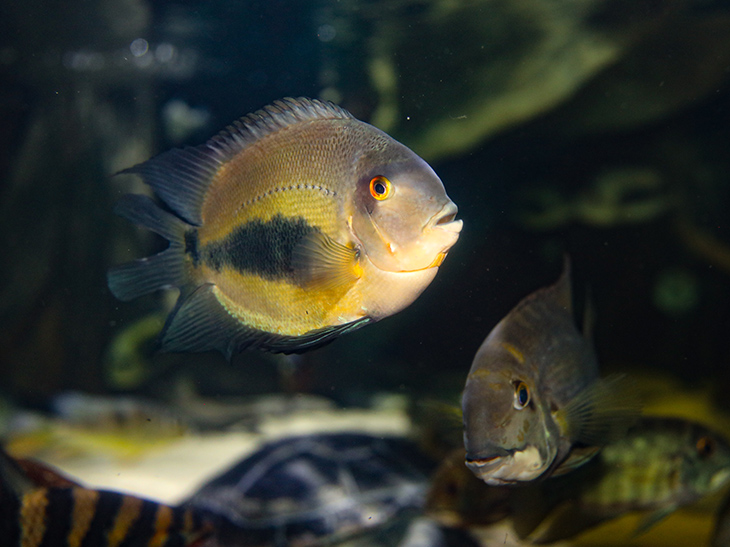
{"left": 161, "top": 284, "right": 372, "bottom": 358}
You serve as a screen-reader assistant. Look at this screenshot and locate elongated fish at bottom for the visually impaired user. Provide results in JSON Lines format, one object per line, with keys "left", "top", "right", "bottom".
{"left": 0, "top": 447, "right": 214, "bottom": 546}
{"left": 108, "top": 97, "right": 462, "bottom": 358}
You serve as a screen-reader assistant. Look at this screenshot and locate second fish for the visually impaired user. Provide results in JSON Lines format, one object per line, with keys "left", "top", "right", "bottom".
{"left": 462, "top": 258, "right": 639, "bottom": 485}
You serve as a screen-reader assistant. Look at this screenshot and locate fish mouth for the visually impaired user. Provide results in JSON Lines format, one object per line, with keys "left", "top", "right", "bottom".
{"left": 420, "top": 202, "right": 462, "bottom": 269}
{"left": 466, "top": 446, "right": 547, "bottom": 485}
{"left": 429, "top": 202, "right": 463, "bottom": 234}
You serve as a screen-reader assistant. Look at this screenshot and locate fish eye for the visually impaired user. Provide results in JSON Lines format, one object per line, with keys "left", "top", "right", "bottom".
{"left": 697, "top": 436, "right": 715, "bottom": 458}
{"left": 513, "top": 381, "right": 530, "bottom": 410}
{"left": 369, "top": 176, "right": 392, "bottom": 200}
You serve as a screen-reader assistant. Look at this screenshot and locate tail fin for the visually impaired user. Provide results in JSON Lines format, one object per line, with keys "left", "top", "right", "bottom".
{"left": 107, "top": 194, "right": 193, "bottom": 302}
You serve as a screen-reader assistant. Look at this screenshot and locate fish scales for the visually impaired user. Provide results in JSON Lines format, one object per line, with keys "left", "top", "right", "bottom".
{"left": 188, "top": 120, "right": 363, "bottom": 337}
{"left": 109, "top": 97, "right": 462, "bottom": 356}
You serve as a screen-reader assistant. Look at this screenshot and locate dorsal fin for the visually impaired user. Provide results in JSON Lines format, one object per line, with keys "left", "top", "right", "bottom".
{"left": 508, "top": 254, "right": 573, "bottom": 325}
{"left": 209, "top": 97, "right": 354, "bottom": 159}
{"left": 119, "top": 97, "right": 354, "bottom": 227}
{"left": 550, "top": 254, "right": 573, "bottom": 315}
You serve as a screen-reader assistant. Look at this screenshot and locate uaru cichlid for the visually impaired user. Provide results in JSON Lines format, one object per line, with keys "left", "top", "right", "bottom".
{"left": 461, "top": 258, "right": 640, "bottom": 485}
{"left": 108, "top": 97, "right": 462, "bottom": 358}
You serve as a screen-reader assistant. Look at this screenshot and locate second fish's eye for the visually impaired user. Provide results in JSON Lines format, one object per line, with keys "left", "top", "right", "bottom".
{"left": 514, "top": 381, "right": 530, "bottom": 409}
{"left": 370, "top": 176, "right": 392, "bottom": 200}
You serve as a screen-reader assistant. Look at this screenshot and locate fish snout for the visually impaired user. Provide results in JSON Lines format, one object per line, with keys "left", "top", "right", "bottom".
{"left": 429, "top": 201, "right": 463, "bottom": 234}
{"left": 465, "top": 453, "right": 508, "bottom": 485}
{"left": 466, "top": 445, "right": 546, "bottom": 485}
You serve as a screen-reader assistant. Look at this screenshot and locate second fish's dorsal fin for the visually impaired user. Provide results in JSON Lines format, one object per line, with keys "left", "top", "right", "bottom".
{"left": 119, "top": 98, "right": 352, "bottom": 227}
{"left": 551, "top": 254, "right": 573, "bottom": 315}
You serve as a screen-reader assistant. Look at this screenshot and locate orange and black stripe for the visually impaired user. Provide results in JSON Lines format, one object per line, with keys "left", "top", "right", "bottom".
{"left": 4, "top": 485, "right": 213, "bottom": 547}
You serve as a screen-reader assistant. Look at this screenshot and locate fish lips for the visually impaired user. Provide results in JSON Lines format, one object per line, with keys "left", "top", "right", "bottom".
{"left": 428, "top": 202, "right": 463, "bottom": 238}
{"left": 423, "top": 202, "right": 462, "bottom": 266}
{"left": 465, "top": 445, "right": 548, "bottom": 486}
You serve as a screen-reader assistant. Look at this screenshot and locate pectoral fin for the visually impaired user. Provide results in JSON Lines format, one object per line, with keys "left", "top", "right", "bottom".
{"left": 555, "top": 374, "right": 642, "bottom": 446}
{"left": 291, "top": 231, "right": 361, "bottom": 292}
{"left": 551, "top": 445, "right": 601, "bottom": 477}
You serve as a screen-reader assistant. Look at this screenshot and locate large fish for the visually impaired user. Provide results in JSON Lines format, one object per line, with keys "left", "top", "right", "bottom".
{"left": 108, "top": 97, "right": 462, "bottom": 357}
{"left": 0, "top": 447, "right": 214, "bottom": 546}
{"left": 461, "top": 258, "right": 639, "bottom": 485}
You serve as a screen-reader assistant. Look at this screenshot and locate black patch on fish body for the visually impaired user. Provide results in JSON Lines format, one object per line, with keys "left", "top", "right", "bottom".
{"left": 81, "top": 489, "right": 126, "bottom": 545}
{"left": 38, "top": 488, "right": 75, "bottom": 545}
{"left": 202, "top": 214, "right": 318, "bottom": 282}
{"left": 0, "top": 502, "right": 20, "bottom": 545}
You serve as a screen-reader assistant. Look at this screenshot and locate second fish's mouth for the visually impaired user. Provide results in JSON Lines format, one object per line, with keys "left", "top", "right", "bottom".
{"left": 466, "top": 445, "right": 546, "bottom": 485}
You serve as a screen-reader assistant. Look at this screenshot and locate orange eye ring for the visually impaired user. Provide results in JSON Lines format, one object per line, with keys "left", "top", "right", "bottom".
{"left": 369, "top": 176, "right": 392, "bottom": 200}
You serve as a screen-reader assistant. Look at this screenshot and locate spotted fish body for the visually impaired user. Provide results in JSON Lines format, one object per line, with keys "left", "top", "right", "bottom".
{"left": 575, "top": 418, "right": 730, "bottom": 516}
{"left": 462, "top": 258, "right": 638, "bottom": 485}
{"left": 108, "top": 98, "right": 462, "bottom": 357}
{"left": 516, "top": 417, "right": 730, "bottom": 543}
{"left": 0, "top": 449, "right": 213, "bottom": 547}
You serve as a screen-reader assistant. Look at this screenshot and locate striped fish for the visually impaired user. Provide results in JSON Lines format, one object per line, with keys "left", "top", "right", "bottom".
{"left": 0, "top": 448, "right": 214, "bottom": 547}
